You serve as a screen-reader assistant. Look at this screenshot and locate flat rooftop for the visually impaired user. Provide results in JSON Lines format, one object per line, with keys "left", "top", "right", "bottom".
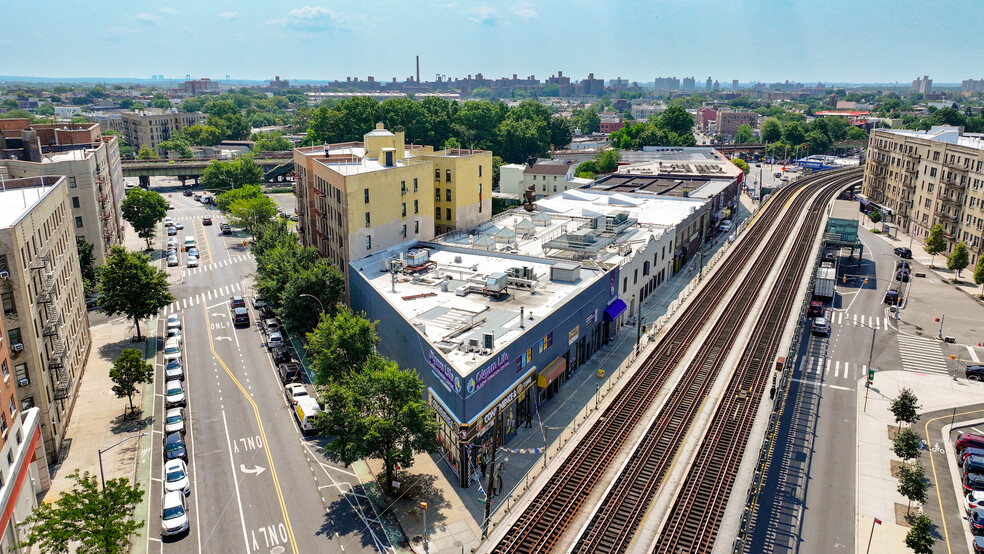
{"left": 0, "top": 177, "right": 62, "bottom": 228}
{"left": 535, "top": 188, "right": 703, "bottom": 227}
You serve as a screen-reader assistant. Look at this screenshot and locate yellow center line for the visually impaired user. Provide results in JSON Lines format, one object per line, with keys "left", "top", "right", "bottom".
{"left": 204, "top": 304, "right": 298, "bottom": 553}
{"left": 926, "top": 408, "right": 984, "bottom": 554}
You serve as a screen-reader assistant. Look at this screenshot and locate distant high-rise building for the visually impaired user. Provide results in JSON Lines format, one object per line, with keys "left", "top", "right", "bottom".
{"left": 732, "top": 79, "right": 739, "bottom": 91}
{"left": 911, "top": 75, "right": 932, "bottom": 94}
{"left": 962, "top": 79, "right": 984, "bottom": 93}
{"left": 653, "top": 76, "right": 680, "bottom": 91}
{"left": 706, "top": 77, "right": 713, "bottom": 91}
{"left": 713, "top": 80, "right": 720, "bottom": 91}
{"left": 682, "top": 77, "right": 695, "bottom": 91}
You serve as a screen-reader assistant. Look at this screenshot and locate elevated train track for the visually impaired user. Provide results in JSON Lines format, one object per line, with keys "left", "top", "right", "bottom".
{"left": 489, "top": 167, "right": 863, "bottom": 554}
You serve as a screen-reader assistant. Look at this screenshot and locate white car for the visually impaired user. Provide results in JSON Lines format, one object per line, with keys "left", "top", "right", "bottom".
{"left": 161, "top": 491, "right": 189, "bottom": 536}
{"left": 186, "top": 256, "right": 198, "bottom": 268}
{"left": 166, "top": 314, "right": 181, "bottom": 330}
{"left": 167, "top": 254, "right": 179, "bottom": 267}
{"left": 267, "top": 331, "right": 285, "bottom": 349}
{"left": 967, "top": 490, "right": 984, "bottom": 513}
{"left": 163, "top": 338, "right": 181, "bottom": 362}
{"left": 164, "top": 407, "right": 185, "bottom": 435}
{"left": 163, "top": 459, "right": 191, "bottom": 496}
{"left": 164, "top": 217, "right": 174, "bottom": 227}
{"left": 174, "top": 222, "right": 184, "bottom": 230}
{"left": 167, "top": 237, "right": 178, "bottom": 248}
{"left": 164, "top": 380, "right": 185, "bottom": 407}
{"left": 718, "top": 220, "right": 732, "bottom": 232}
{"left": 285, "top": 383, "right": 308, "bottom": 406}
{"left": 166, "top": 328, "right": 181, "bottom": 344}
{"left": 165, "top": 359, "right": 184, "bottom": 381}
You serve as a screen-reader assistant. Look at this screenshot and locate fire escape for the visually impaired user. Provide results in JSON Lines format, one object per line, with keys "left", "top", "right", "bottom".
{"left": 33, "top": 253, "right": 71, "bottom": 402}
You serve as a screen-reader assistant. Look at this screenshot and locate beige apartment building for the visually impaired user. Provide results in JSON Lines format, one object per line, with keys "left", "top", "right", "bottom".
{"left": 715, "top": 110, "right": 759, "bottom": 138}
{"left": 862, "top": 126, "right": 984, "bottom": 265}
{"left": 293, "top": 124, "right": 491, "bottom": 285}
{"left": 0, "top": 176, "right": 90, "bottom": 464}
{"left": 119, "top": 108, "right": 207, "bottom": 154}
{"left": 0, "top": 120, "right": 125, "bottom": 263}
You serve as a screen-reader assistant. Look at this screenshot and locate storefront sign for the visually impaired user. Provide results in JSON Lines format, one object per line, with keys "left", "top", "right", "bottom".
{"left": 586, "top": 310, "right": 596, "bottom": 328}
{"left": 466, "top": 353, "right": 510, "bottom": 397}
{"left": 568, "top": 325, "right": 579, "bottom": 345}
{"left": 429, "top": 393, "right": 455, "bottom": 429}
{"left": 428, "top": 350, "right": 461, "bottom": 395}
{"left": 481, "top": 375, "right": 534, "bottom": 426}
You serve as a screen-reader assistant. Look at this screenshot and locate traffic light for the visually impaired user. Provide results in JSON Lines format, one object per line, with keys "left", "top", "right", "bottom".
{"left": 864, "top": 277, "right": 868, "bottom": 285}
{"left": 935, "top": 317, "right": 940, "bottom": 322}
{"left": 843, "top": 275, "right": 847, "bottom": 284}
{"left": 867, "top": 367, "right": 875, "bottom": 386}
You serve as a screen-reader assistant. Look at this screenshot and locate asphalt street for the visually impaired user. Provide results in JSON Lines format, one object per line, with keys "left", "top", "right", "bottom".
{"left": 743, "top": 226, "right": 907, "bottom": 552}
{"left": 143, "top": 181, "right": 392, "bottom": 554}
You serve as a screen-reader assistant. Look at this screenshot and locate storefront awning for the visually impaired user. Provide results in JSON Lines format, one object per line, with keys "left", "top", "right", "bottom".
{"left": 537, "top": 357, "right": 567, "bottom": 388}
{"left": 603, "top": 299, "right": 627, "bottom": 322}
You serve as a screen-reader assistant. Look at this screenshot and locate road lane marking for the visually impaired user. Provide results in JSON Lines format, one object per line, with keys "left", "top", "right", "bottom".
{"left": 835, "top": 361, "right": 840, "bottom": 377}
{"left": 825, "top": 359, "right": 831, "bottom": 375}
{"left": 221, "top": 410, "right": 251, "bottom": 552}
{"left": 204, "top": 304, "right": 298, "bottom": 553}
{"left": 970, "top": 346, "right": 980, "bottom": 363}
{"left": 790, "top": 378, "right": 851, "bottom": 390}
{"left": 925, "top": 409, "right": 984, "bottom": 554}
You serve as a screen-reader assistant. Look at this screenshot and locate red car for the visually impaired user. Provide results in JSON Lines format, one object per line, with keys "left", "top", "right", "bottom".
{"left": 808, "top": 300, "right": 824, "bottom": 317}
{"left": 202, "top": 217, "right": 212, "bottom": 226}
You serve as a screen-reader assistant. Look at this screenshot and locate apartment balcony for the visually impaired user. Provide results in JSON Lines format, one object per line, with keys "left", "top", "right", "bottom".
{"left": 99, "top": 193, "right": 108, "bottom": 203}
{"left": 936, "top": 210, "right": 959, "bottom": 224}
{"left": 944, "top": 159, "right": 967, "bottom": 172}
{"left": 101, "top": 213, "right": 111, "bottom": 221}
{"left": 943, "top": 178, "right": 965, "bottom": 190}
{"left": 313, "top": 187, "right": 326, "bottom": 198}
{"left": 940, "top": 195, "right": 962, "bottom": 208}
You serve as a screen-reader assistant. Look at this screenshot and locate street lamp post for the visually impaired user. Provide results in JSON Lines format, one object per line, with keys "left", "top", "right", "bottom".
{"left": 299, "top": 293, "right": 325, "bottom": 315}
{"left": 98, "top": 433, "right": 147, "bottom": 489}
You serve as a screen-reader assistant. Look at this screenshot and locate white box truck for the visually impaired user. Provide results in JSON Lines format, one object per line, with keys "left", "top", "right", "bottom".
{"left": 294, "top": 397, "right": 321, "bottom": 435}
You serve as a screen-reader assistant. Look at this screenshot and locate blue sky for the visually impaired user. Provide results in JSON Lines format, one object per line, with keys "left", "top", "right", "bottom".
{"left": 3, "top": 0, "right": 982, "bottom": 84}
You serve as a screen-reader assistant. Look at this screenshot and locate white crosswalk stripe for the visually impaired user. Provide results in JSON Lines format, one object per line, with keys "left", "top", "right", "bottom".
{"left": 897, "top": 334, "right": 949, "bottom": 375}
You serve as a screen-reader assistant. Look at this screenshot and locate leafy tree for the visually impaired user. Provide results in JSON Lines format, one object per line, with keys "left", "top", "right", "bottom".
{"left": 35, "top": 103, "right": 55, "bottom": 117}
{"left": 541, "top": 83, "right": 560, "bottom": 96}
{"left": 594, "top": 149, "right": 621, "bottom": 173}
{"left": 251, "top": 131, "right": 292, "bottom": 152}
{"left": 150, "top": 97, "right": 170, "bottom": 109}
{"left": 924, "top": 223, "right": 947, "bottom": 267}
{"left": 227, "top": 195, "right": 278, "bottom": 236}
{"left": 157, "top": 137, "right": 192, "bottom": 158}
{"left": 804, "top": 130, "right": 831, "bottom": 154}
{"left": 897, "top": 462, "right": 928, "bottom": 514}
{"left": 1, "top": 99, "right": 18, "bottom": 110}
{"left": 781, "top": 122, "right": 805, "bottom": 147}
{"left": 659, "top": 105, "right": 694, "bottom": 135}
{"left": 549, "top": 116, "right": 573, "bottom": 149}
{"left": 890, "top": 387, "right": 921, "bottom": 432}
{"left": 472, "top": 86, "right": 492, "bottom": 98}
{"left": 731, "top": 158, "right": 750, "bottom": 173}
{"left": 97, "top": 246, "right": 173, "bottom": 341}
{"left": 76, "top": 237, "right": 97, "bottom": 296}
{"left": 734, "top": 124, "right": 755, "bottom": 144}
{"left": 491, "top": 155, "right": 503, "bottom": 189}
{"left": 974, "top": 253, "right": 984, "bottom": 298}
{"left": 868, "top": 209, "right": 882, "bottom": 224}
{"left": 278, "top": 260, "right": 345, "bottom": 334}
{"left": 181, "top": 124, "right": 222, "bottom": 146}
{"left": 892, "top": 427, "right": 921, "bottom": 462}
{"left": 307, "top": 307, "right": 380, "bottom": 385}
{"left": 442, "top": 137, "right": 461, "bottom": 150}
{"left": 317, "top": 355, "right": 439, "bottom": 493}
{"left": 207, "top": 111, "right": 250, "bottom": 141}
{"left": 453, "top": 100, "right": 505, "bottom": 151}
{"left": 904, "top": 512, "right": 934, "bottom": 554}
{"left": 946, "top": 241, "right": 969, "bottom": 278}
{"left": 120, "top": 188, "right": 168, "bottom": 249}
{"left": 570, "top": 107, "right": 601, "bottom": 134}
{"left": 109, "top": 348, "right": 154, "bottom": 413}
{"left": 419, "top": 96, "right": 456, "bottom": 147}
{"left": 17, "top": 470, "right": 144, "bottom": 554}
{"left": 379, "top": 97, "right": 430, "bottom": 144}
{"left": 845, "top": 126, "right": 868, "bottom": 140}
{"left": 216, "top": 183, "right": 263, "bottom": 212}
{"left": 495, "top": 117, "right": 549, "bottom": 163}
{"left": 135, "top": 145, "right": 158, "bottom": 160}
{"left": 200, "top": 156, "right": 263, "bottom": 192}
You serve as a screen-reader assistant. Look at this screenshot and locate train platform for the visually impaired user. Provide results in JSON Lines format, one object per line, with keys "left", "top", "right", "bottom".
{"left": 363, "top": 197, "right": 760, "bottom": 553}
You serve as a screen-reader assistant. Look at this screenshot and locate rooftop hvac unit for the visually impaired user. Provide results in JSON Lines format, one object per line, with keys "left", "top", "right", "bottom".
{"left": 468, "top": 338, "right": 480, "bottom": 352}
{"left": 483, "top": 333, "right": 494, "bottom": 351}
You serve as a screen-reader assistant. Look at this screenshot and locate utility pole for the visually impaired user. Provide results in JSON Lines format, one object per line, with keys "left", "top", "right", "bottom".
{"left": 481, "top": 413, "right": 502, "bottom": 539}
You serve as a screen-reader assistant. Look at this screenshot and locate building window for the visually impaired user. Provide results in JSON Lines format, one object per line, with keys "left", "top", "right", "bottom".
{"left": 401, "top": 224, "right": 407, "bottom": 238}
{"left": 446, "top": 189, "right": 451, "bottom": 201}
{"left": 435, "top": 188, "right": 441, "bottom": 201}
{"left": 446, "top": 208, "right": 451, "bottom": 221}
{"left": 364, "top": 212, "right": 371, "bottom": 227}
{"left": 1, "top": 291, "right": 15, "bottom": 316}
{"left": 68, "top": 177, "right": 76, "bottom": 188}
{"left": 436, "top": 208, "right": 441, "bottom": 221}
{"left": 8, "top": 328, "right": 19, "bottom": 345}
{"left": 401, "top": 181, "right": 406, "bottom": 195}
{"left": 19, "top": 397, "right": 32, "bottom": 411}
{"left": 72, "top": 196, "right": 80, "bottom": 208}
{"left": 402, "top": 203, "right": 407, "bottom": 217}
{"left": 366, "top": 236, "right": 372, "bottom": 250}
{"left": 14, "top": 364, "right": 26, "bottom": 386}
{"left": 414, "top": 199, "right": 419, "bottom": 213}
{"left": 75, "top": 216, "right": 84, "bottom": 228}
{"left": 413, "top": 178, "right": 418, "bottom": 192}
{"left": 435, "top": 169, "right": 440, "bottom": 181}
{"left": 7, "top": 397, "right": 13, "bottom": 417}
{"left": 0, "top": 414, "right": 7, "bottom": 436}
{"left": 364, "top": 189, "right": 370, "bottom": 203}
{"left": 633, "top": 268, "right": 638, "bottom": 284}
{"left": 553, "top": 185, "right": 557, "bottom": 192}
{"left": 446, "top": 169, "right": 451, "bottom": 183}
{"left": 643, "top": 261, "right": 650, "bottom": 276}
{"left": 414, "top": 221, "right": 419, "bottom": 234}
{"left": 479, "top": 165, "right": 483, "bottom": 177}
{"left": 0, "top": 361, "right": 6, "bottom": 379}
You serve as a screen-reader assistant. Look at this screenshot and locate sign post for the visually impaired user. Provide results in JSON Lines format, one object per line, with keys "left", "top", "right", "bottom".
{"left": 420, "top": 501, "right": 428, "bottom": 549}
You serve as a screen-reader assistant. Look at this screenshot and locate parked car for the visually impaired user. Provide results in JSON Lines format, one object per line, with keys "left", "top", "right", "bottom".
{"left": 263, "top": 318, "right": 281, "bottom": 334}
{"left": 968, "top": 455, "right": 984, "bottom": 477}
{"left": 164, "top": 217, "right": 174, "bottom": 227}
{"left": 967, "top": 365, "right": 984, "bottom": 381}
{"left": 896, "top": 261, "right": 911, "bottom": 272}
{"left": 267, "top": 331, "right": 285, "bottom": 349}
{"left": 166, "top": 328, "right": 182, "bottom": 344}
{"left": 252, "top": 296, "right": 268, "bottom": 309}
{"left": 167, "top": 226, "right": 178, "bottom": 236}
{"left": 164, "top": 459, "right": 191, "bottom": 496}
{"left": 220, "top": 223, "right": 232, "bottom": 235}
{"left": 164, "top": 407, "right": 185, "bottom": 435}
{"left": 163, "top": 338, "right": 182, "bottom": 362}
{"left": 271, "top": 346, "right": 291, "bottom": 364}
{"left": 187, "top": 247, "right": 199, "bottom": 258}
{"left": 822, "top": 251, "right": 836, "bottom": 263}
{"left": 167, "top": 314, "right": 181, "bottom": 330}
{"left": 174, "top": 222, "right": 184, "bottom": 230}
{"left": 230, "top": 296, "right": 246, "bottom": 309}
{"left": 161, "top": 491, "right": 190, "bottom": 537}
{"left": 894, "top": 247, "right": 913, "bottom": 259}
{"left": 974, "top": 535, "right": 984, "bottom": 552}
{"left": 965, "top": 472, "right": 984, "bottom": 492}
{"left": 884, "top": 290, "right": 901, "bottom": 305}
{"left": 285, "top": 383, "right": 308, "bottom": 406}
{"left": 811, "top": 317, "right": 830, "bottom": 336}
{"left": 967, "top": 491, "right": 984, "bottom": 513}
{"left": 958, "top": 434, "right": 984, "bottom": 453}
{"left": 718, "top": 220, "right": 732, "bottom": 232}
{"left": 202, "top": 217, "right": 212, "bottom": 226}
{"left": 164, "top": 380, "right": 186, "bottom": 408}
{"left": 278, "top": 362, "right": 302, "bottom": 384}
{"left": 960, "top": 448, "right": 984, "bottom": 467}
{"left": 972, "top": 508, "right": 984, "bottom": 534}
{"left": 165, "top": 359, "right": 184, "bottom": 381}
{"left": 187, "top": 256, "right": 198, "bottom": 268}
{"left": 258, "top": 305, "right": 274, "bottom": 319}
{"left": 808, "top": 300, "right": 824, "bottom": 317}
{"left": 163, "top": 431, "right": 187, "bottom": 462}
{"left": 167, "top": 254, "right": 179, "bottom": 267}
{"left": 895, "top": 270, "right": 910, "bottom": 282}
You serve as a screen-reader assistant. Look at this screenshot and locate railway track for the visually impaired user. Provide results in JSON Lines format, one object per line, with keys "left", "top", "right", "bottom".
{"left": 490, "top": 168, "right": 860, "bottom": 553}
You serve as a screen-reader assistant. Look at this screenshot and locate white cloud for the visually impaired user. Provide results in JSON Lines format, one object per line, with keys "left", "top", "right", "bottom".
{"left": 268, "top": 6, "right": 341, "bottom": 31}
{"left": 509, "top": 3, "right": 538, "bottom": 19}
{"left": 135, "top": 13, "right": 163, "bottom": 24}
{"left": 160, "top": 7, "right": 177, "bottom": 14}
{"left": 441, "top": 2, "right": 459, "bottom": 8}
{"left": 219, "top": 11, "right": 240, "bottom": 20}
{"left": 468, "top": 6, "right": 497, "bottom": 25}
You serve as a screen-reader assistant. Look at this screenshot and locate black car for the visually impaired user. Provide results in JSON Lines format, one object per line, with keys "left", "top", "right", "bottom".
{"left": 278, "top": 362, "right": 303, "bottom": 384}
{"left": 202, "top": 217, "right": 212, "bottom": 226}
{"left": 966, "top": 471, "right": 984, "bottom": 492}
{"left": 895, "top": 270, "right": 910, "bottom": 282}
{"left": 271, "top": 346, "right": 292, "bottom": 364}
{"left": 164, "top": 432, "right": 188, "bottom": 462}
{"left": 884, "top": 290, "right": 901, "bottom": 305}
{"left": 183, "top": 189, "right": 193, "bottom": 197}
{"left": 894, "top": 247, "right": 913, "bottom": 259}
{"left": 233, "top": 307, "right": 250, "bottom": 327}
{"left": 258, "top": 305, "right": 274, "bottom": 319}
{"left": 230, "top": 295, "right": 246, "bottom": 309}
{"left": 896, "top": 261, "right": 911, "bottom": 271}
{"left": 968, "top": 365, "right": 984, "bottom": 381}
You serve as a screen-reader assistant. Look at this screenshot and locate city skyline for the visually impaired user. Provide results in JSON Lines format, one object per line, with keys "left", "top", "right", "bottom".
{"left": 4, "top": 1, "right": 983, "bottom": 85}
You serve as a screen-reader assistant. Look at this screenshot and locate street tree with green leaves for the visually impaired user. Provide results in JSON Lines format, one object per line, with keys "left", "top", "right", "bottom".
{"left": 97, "top": 246, "right": 173, "bottom": 341}
{"left": 974, "top": 254, "right": 984, "bottom": 298}
{"left": 307, "top": 307, "right": 380, "bottom": 385}
{"left": 890, "top": 387, "right": 921, "bottom": 432}
{"left": 924, "top": 223, "right": 947, "bottom": 267}
{"left": 135, "top": 145, "right": 158, "bottom": 160}
{"left": 110, "top": 348, "right": 154, "bottom": 414}
{"left": 897, "top": 462, "right": 928, "bottom": 515}
{"left": 76, "top": 237, "right": 97, "bottom": 296}
{"left": 17, "top": 470, "right": 144, "bottom": 554}
{"left": 947, "top": 241, "right": 969, "bottom": 279}
{"left": 892, "top": 427, "right": 922, "bottom": 462}
{"left": 200, "top": 156, "right": 263, "bottom": 192}
{"left": 120, "top": 188, "right": 168, "bottom": 249}
{"left": 181, "top": 124, "right": 222, "bottom": 146}
{"left": 904, "top": 512, "right": 935, "bottom": 554}
{"left": 317, "top": 355, "right": 439, "bottom": 493}
{"left": 278, "top": 260, "right": 345, "bottom": 334}
{"left": 731, "top": 158, "right": 750, "bottom": 173}
{"left": 228, "top": 196, "right": 278, "bottom": 236}
{"left": 734, "top": 124, "right": 755, "bottom": 144}
{"left": 157, "top": 137, "right": 192, "bottom": 158}
{"left": 760, "top": 118, "right": 784, "bottom": 143}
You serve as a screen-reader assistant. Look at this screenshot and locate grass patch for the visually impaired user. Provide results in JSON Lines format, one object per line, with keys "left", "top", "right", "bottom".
{"left": 263, "top": 186, "right": 294, "bottom": 194}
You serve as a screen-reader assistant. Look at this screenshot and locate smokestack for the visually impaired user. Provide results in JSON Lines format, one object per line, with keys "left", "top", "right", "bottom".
{"left": 416, "top": 56, "right": 420, "bottom": 83}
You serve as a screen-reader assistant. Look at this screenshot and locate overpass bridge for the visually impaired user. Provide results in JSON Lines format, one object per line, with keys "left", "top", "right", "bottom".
{"left": 121, "top": 154, "right": 294, "bottom": 186}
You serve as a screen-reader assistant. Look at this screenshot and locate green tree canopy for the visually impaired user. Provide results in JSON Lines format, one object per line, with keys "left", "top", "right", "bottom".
{"left": 731, "top": 158, "right": 750, "bottom": 173}
{"left": 278, "top": 260, "right": 345, "bottom": 334}
{"left": 924, "top": 223, "right": 947, "bottom": 267}
{"left": 76, "top": 237, "right": 97, "bottom": 296}
{"left": 759, "top": 118, "right": 783, "bottom": 143}
{"left": 946, "top": 241, "right": 969, "bottom": 277}
{"left": 904, "top": 513, "right": 935, "bottom": 554}
{"left": 317, "top": 355, "right": 439, "bottom": 493}
{"left": 227, "top": 195, "right": 278, "bottom": 236}
{"left": 974, "top": 253, "right": 984, "bottom": 298}
{"left": 549, "top": 116, "right": 573, "bottom": 148}
{"left": 892, "top": 427, "right": 922, "bottom": 462}
{"left": 734, "top": 124, "right": 755, "bottom": 144}
{"left": 97, "top": 246, "right": 173, "bottom": 340}
{"left": 897, "top": 462, "right": 928, "bottom": 514}
{"left": 250, "top": 131, "right": 293, "bottom": 152}
{"left": 110, "top": 348, "right": 154, "bottom": 413}
{"left": 157, "top": 137, "right": 192, "bottom": 158}
{"left": 307, "top": 307, "right": 380, "bottom": 385}
{"left": 200, "top": 156, "right": 263, "bottom": 192}
{"left": 120, "top": 188, "right": 168, "bottom": 249}
{"left": 216, "top": 183, "right": 264, "bottom": 212}
{"left": 182, "top": 124, "right": 222, "bottom": 146}
{"left": 659, "top": 105, "right": 695, "bottom": 135}
{"left": 135, "top": 145, "right": 158, "bottom": 160}
{"left": 495, "top": 117, "right": 549, "bottom": 163}
{"left": 17, "top": 470, "right": 143, "bottom": 553}
{"left": 890, "top": 387, "right": 921, "bottom": 431}
{"left": 570, "top": 107, "right": 601, "bottom": 134}
{"left": 35, "top": 103, "right": 55, "bottom": 117}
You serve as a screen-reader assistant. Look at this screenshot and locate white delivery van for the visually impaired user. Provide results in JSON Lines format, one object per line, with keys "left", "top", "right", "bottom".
{"left": 294, "top": 397, "right": 321, "bottom": 435}
{"left": 182, "top": 236, "right": 196, "bottom": 252}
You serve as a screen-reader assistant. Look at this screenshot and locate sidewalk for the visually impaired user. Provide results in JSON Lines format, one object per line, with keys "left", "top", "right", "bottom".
{"left": 364, "top": 197, "right": 756, "bottom": 553}
{"left": 42, "top": 225, "right": 157, "bottom": 554}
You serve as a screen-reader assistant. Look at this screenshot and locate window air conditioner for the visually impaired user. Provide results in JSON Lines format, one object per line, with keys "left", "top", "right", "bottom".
{"left": 17, "top": 378, "right": 28, "bottom": 387}
{"left": 0, "top": 271, "right": 8, "bottom": 279}
{"left": 12, "top": 343, "right": 23, "bottom": 352}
